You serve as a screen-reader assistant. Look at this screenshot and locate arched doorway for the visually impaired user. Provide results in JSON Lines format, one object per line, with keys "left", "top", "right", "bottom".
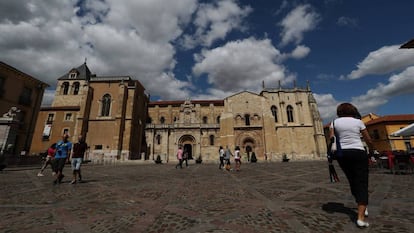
{"left": 179, "top": 135, "right": 196, "bottom": 160}
{"left": 183, "top": 144, "right": 193, "bottom": 160}
{"left": 242, "top": 137, "right": 255, "bottom": 162}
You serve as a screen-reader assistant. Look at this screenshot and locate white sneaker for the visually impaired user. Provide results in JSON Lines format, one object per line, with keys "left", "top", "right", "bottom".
{"left": 364, "top": 208, "right": 368, "bottom": 217}
{"left": 356, "top": 220, "right": 369, "bottom": 228}
{"left": 37, "top": 173, "right": 44, "bottom": 177}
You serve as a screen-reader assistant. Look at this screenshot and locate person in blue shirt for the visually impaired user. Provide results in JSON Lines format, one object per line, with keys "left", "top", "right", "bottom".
{"left": 53, "top": 134, "right": 72, "bottom": 184}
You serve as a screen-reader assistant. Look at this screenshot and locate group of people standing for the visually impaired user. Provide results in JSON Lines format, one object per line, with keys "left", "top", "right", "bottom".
{"left": 218, "top": 145, "right": 241, "bottom": 171}
{"left": 37, "top": 134, "right": 88, "bottom": 185}
{"left": 175, "top": 145, "right": 243, "bottom": 171}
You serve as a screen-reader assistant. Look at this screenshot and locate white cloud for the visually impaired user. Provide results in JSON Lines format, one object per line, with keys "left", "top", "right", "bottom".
{"left": 192, "top": 88, "right": 234, "bottom": 100}
{"left": 345, "top": 45, "right": 414, "bottom": 79}
{"left": 314, "top": 93, "right": 339, "bottom": 123}
{"left": 181, "top": 0, "right": 252, "bottom": 49}
{"left": 192, "top": 37, "right": 295, "bottom": 94}
{"left": 288, "top": 45, "right": 311, "bottom": 59}
{"left": 316, "top": 66, "right": 414, "bottom": 123}
{"left": 0, "top": 0, "right": 198, "bottom": 100}
{"left": 4, "top": 0, "right": 412, "bottom": 123}
{"left": 144, "top": 72, "right": 192, "bottom": 100}
{"left": 279, "top": 4, "right": 320, "bottom": 46}
{"left": 105, "top": 0, "right": 197, "bottom": 43}
{"left": 0, "top": 0, "right": 76, "bottom": 23}
{"left": 351, "top": 66, "right": 414, "bottom": 112}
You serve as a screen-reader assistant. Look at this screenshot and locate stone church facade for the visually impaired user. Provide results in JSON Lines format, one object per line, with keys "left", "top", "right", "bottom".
{"left": 30, "top": 63, "right": 148, "bottom": 161}
{"left": 146, "top": 85, "right": 327, "bottom": 163}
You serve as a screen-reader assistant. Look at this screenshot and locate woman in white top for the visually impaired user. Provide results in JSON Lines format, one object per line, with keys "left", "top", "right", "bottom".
{"left": 330, "top": 103, "right": 374, "bottom": 228}
{"left": 234, "top": 146, "right": 241, "bottom": 171}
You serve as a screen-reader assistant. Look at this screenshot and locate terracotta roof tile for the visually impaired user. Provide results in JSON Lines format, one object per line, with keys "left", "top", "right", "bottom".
{"left": 366, "top": 114, "right": 414, "bottom": 125}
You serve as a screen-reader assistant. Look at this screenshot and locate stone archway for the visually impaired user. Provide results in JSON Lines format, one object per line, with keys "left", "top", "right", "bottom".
{"left": 234, "top": 131, "right": 263, "bottom": 161}
{"left": 242, "top": 137, "right": 255, "bottom": 161}
{"left": 179, "top": 135, "right": 196, "bottom": 160}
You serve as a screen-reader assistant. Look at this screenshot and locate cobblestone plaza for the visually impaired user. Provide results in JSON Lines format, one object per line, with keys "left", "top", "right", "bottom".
{"left": 1, "top": 161, "right": 413, "bottom": 233}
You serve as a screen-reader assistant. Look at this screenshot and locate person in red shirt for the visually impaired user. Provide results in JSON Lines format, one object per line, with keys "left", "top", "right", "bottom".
{"left": 37, "top": 143, "right": 56, "bottom": 176}
{"left": 175, "top": 146, "right": 183, "bottom": 169}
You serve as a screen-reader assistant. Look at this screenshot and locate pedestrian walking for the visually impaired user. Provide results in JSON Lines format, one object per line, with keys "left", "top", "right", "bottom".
{"left": 37, "top": 143, "right": 56, "bottom": 176}
{"left": 53, "top": 134, "right": 72, "bottom": 185}
{"left": 330, "top": 103, "right": 375, "bottom": 228}
{"left": 224, "top": 145, "right": 232, "bottom": 171}
{"left": 182, "top": 149, "right": 189, "bottom": 167}
{"left": 175, "top": 146, "right": 183, "bottom": 169}
{"left": 218, "top": 146, "right": 225, "bottom": 169}
{"left": 71, "top": 135, "right": 88, "bottom": 184}
{"left": 234, "top": 146, "right": 241, "bottom": 171}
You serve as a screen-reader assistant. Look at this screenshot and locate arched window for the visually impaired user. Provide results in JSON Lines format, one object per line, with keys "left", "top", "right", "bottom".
{"left": 271, "top": 105, "right": 278, "bottom": 122}
{"left": 245, "top": 114, "right": 250, "bottom": 126}
{"left": 209, "top": 135, "right": 214, "bottom": 145}
{"left": 156, "top": 135, "right": 161, "bottom": 145}
{"left": 73, "top": 82, "right": 80, "bottom": 95}
{"left": 62, "top": 82, "right": 69, "bottom": 95}
{"left": 147, "top": 117, "right": 152, "bottom": 124}
{"left": 216, "top": 116, "right": 220, "bottom": 124}
{"left": 101, "top": 94, "right": 111, "bottom": 116}
{"left": 173, "top": 116, "right": 177, "bottom": 122}
{"left": 160, "top": 116, "right": 165, "bottom": 124}
{"left": 287, "top": 105, "right": 294, "bottom": 122}
{"left": 202, "top": 116, "right": 208, "bottom": 124}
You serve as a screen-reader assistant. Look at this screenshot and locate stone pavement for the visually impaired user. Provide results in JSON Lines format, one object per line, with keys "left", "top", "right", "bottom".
{"left": 0, "top": 161, "right": 413, "bottom": 233}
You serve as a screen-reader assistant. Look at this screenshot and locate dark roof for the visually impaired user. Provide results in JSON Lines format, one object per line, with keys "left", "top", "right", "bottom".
{"left": 90, "top": 76, "right": 131, "bottom": 82}
{"left": 0, "top": 61, "right": 49, "bottom": 87}
{"left": 366, "top": 114, "right": 414, "bottom": 126}
{"left": 149, "top": 100, "right": 224, "bottom": 107}
{"left": 400, "top": 38, "right": 414, "bottom": 48}
{"left": 58, "top": 62, "right": 92, "bottom": 81}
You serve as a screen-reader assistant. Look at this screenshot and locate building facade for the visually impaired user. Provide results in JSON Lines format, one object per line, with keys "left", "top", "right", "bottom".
{"left": 30, "top": 63, "right": 148, "bottom": 161}
{"left": 0, "top": 61, "right": 48, "bottom": 156}
{"left": 146, "top": 86, "right": 327, "bottom": 163}
{"left": 365, "top": 114, "right": 414, "bottom": 152}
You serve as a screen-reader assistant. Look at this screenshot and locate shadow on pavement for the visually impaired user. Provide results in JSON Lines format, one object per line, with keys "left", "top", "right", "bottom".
{"left": 322, "top": 202, "right": 357, "bottom": 222}
{"left": 1, "top": 167, "right": 39, "bottom": 172}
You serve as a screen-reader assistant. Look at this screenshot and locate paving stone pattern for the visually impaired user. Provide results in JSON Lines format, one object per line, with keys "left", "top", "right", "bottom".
{"left": 0, "top": 161, "right": 413, "bottom": 233}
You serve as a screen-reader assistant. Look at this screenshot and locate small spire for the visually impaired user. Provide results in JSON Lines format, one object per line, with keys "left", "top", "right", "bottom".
{"left": 84, "top": 57, "right": 87, "bottom": 64}
{"left": 262, "top": 80, "right": 265, "bottom": 89}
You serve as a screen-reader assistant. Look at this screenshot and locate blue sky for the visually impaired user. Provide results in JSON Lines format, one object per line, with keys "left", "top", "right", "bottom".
{"left": 1, "top": 0, "right": 414, "bottom": 123}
